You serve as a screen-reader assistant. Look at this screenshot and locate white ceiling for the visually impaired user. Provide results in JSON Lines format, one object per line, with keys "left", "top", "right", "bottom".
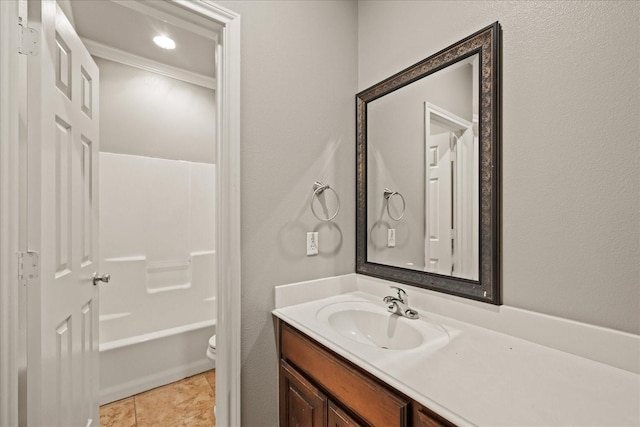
{"left": 70, "top": 0, "right": 216, "bottom": 78}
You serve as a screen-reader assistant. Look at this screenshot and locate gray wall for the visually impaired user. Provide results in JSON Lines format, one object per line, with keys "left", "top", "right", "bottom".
{"left": 97, "top": 58, "right": 216, "bottom": 163}
{"left": 217, "top": 1, "right": 357, "bottom": 426}
{"left": 359, "top": 1, "right": 640, "bottom": 334}
{"left": 207, "top": 1, "right": 637, "bottom": 425}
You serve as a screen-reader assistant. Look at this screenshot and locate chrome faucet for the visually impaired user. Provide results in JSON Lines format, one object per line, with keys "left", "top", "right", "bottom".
{"left": 383, "top": 286, "right": 419, "bottom": 319}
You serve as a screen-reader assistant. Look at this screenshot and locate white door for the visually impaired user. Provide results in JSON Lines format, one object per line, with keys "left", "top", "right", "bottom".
{"left": 27, "top": 1, "right": 100, "bottom": 425}
{"left": 425, "top": 132, "right": 452, "bottom": 274}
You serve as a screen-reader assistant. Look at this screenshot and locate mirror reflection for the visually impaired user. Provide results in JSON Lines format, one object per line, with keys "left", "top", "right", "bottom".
{"left": 367, "top": 55, "right": 479, "bottom": 280}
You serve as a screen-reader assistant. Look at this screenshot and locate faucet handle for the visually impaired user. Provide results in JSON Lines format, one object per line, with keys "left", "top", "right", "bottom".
{"left": 389, "top": 286, "right": 407, "bottom": 301}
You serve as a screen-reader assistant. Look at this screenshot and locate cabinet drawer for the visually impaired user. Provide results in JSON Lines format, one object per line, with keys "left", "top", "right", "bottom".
{"left": 281, "top": 323, "right": 409, "bottom": 427}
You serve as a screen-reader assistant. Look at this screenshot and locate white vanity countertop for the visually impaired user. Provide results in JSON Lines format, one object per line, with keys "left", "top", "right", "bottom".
{"left": 273, "top": 291, "right": 640, "bottom": 427}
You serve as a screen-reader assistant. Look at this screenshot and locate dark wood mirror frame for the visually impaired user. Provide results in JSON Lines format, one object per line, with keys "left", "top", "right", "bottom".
{"left": 356, "top": 22, "right": 501, "bottom": 304}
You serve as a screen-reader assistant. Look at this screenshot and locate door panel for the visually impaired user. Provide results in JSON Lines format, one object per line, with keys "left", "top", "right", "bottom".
{"left": 28, "top": 1, "right": 100, "bottom": 425}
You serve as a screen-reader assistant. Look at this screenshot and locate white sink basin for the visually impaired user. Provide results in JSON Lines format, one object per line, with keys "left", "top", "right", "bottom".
{"left": 316, "top": 301, "right": 449, "bottom": 351}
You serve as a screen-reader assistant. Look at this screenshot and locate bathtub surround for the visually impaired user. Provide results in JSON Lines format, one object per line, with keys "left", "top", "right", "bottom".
{"left": 99, "top": 153, "right": 216, "bottom": 336}
{"left": 98, "top": 153, "right": 216, "bottom": 404}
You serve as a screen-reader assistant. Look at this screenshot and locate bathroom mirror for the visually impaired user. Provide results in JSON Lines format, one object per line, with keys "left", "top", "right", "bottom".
{"left": 356, "top": 22, "right": 501, "bottom": 304}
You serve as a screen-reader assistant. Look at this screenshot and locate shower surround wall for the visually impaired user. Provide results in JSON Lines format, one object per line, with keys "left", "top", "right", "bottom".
{"left": 98, "top": 152, "right": 216, "bottom": 403}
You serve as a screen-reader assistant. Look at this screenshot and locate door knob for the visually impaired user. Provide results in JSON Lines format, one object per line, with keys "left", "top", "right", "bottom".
{"left": 92, "top": 272, "right": 110, "bottom": 286}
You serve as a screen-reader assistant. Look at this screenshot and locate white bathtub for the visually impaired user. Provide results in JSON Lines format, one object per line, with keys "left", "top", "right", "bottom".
{"left": 98, "top": 252, "right": 217, "bottom": 405}
{"left": 99, "top": 314, "right": 216, "bottom": 405}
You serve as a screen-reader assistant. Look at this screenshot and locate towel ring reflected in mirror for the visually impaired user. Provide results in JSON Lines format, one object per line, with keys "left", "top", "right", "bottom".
{"left": 310, "top": 181, "right": 340, "bottom": 222}
{"left": 383, "top": 188, "right": 405, "bottom": 221}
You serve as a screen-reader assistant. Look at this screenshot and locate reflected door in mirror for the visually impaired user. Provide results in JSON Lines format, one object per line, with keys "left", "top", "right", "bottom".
{"left": 367, "top": 55, "right": 479, "bottom": 281}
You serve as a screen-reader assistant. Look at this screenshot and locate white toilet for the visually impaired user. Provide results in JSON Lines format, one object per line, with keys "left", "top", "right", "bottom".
{"left": 206, "top": 334, "right": 216, "bottom": 367}
{"left": 206, "top": 334, "right": 217, "bottom": 419}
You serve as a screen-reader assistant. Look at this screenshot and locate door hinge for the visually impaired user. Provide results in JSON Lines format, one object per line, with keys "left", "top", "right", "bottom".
{"left": 18, "top": 251, "right": 39, "bottom": 282}
{"left": 18, "top": 23, "right": 39, "bottom": 56}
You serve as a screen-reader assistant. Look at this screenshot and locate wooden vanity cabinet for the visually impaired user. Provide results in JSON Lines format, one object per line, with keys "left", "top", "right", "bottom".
{"left": 276, "top": 318, "right": 455, "bottom": 427}
{"left": 280, "top": 359, "right": 364, "bottom": 427}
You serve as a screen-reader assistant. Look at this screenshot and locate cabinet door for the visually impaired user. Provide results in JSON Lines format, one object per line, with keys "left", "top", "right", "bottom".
{"left": 328, "top": 401, "right": 363, "bottom": 427}
{"left": 280, "top": 360, "right": 327, "bottom": 427}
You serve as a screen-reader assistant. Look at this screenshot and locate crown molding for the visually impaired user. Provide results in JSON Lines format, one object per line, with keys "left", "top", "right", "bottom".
{"left": 82, "top": 38, "right": 216, "bottom": 90}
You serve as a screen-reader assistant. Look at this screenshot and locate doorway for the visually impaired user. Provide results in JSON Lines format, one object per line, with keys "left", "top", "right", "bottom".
{"left": 0, "top": 1, "right": 240, "bottom": 426}
{"left": 70, "top": 0, "right": 218, "bottom": 406}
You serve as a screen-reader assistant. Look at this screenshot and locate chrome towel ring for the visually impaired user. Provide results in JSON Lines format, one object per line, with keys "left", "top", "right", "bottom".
{"left": 311, "top": 181, "right": 340, "bottom": 222}
{"left": 384, "top": 188, "right": 405, "bottom": 221}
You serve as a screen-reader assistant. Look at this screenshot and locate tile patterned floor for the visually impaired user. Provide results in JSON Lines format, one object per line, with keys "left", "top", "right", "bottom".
{"left": 100, "top": 370, "right": 215, "bottom": 427}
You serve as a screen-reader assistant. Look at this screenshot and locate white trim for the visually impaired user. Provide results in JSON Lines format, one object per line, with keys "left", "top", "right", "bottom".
{"left": 82, "top": 38, "right": 217, "bottom": 90}
{"left": 426, "top": 102, "right": 472, "bottom": 132}
{"left": 0, "top": 1, "right": 20, "bottom": 425}
{"left": 170, "top": 1, "right": 242, "bottom": 426}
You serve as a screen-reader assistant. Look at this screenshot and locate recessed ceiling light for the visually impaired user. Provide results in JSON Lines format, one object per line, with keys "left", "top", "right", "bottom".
{"left": 153, "top": 35, "right": 176, "bottom": 50}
